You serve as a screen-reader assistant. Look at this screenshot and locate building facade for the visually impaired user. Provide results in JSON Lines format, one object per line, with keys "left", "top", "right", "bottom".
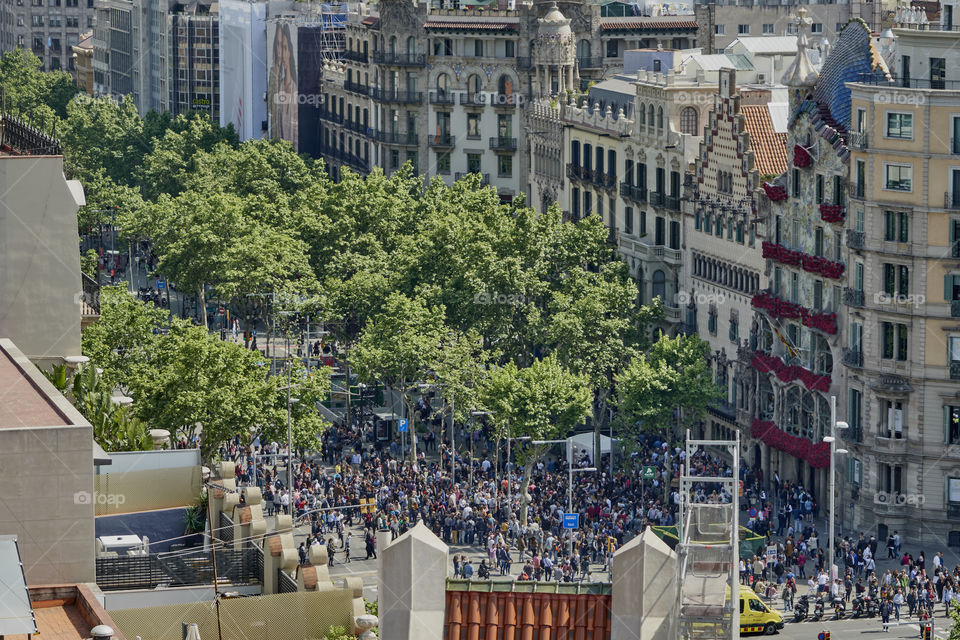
{"left": 219, "top": 0, "right": 267, "bottom": 140}
{"left": 0, "top": 0, "right": 95, "bottom": 72}
{"left": 842, "top": 11, "right": 960, "bottom": 544}
{"left": 170, "top": 1, "right": 219, "bottom": 121}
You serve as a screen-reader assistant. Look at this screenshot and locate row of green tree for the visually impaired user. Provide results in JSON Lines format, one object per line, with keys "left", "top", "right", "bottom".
{"left": 7, "top": 48, "right": 720, "bottom": 472}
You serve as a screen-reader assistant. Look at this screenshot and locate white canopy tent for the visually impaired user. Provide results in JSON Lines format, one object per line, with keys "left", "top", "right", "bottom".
{"left": 566, "top": 432, "right": 617, "bottom": 464}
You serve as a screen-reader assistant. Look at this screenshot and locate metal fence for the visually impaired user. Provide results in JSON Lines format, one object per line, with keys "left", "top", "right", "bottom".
{"left": 95, "top": 545, "right": 262, "bottom": 591}
{"left": 278, "top": 568, "right": 298, "bottom": 593}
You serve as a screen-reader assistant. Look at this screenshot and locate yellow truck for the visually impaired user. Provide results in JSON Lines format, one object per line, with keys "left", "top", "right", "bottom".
{"left": 738, "top": 586, "right": 785, "bottom": 635}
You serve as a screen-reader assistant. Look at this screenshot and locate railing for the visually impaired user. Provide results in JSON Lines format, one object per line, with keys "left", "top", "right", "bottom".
{"left": 666, "top": 195, "right": 681, "bottom": 211}
{"left": 577, "top": 57, "right": 603, "bottom": 69}
{"left": 851, "top": 74, "right": 960, "bottom": 90}
{"left": 371, "top": 88, "right": 423, "bottom": 103}
{"left": 516, "top": 56, "right": 532, "bottom": 69}
{"left": 946, "top": 192, "right": 960, "bottom": 210}
{"left": 429, "top": 90, "right": 455, "bottom": 105}
{"left": 652, "top": 245, "right": 682, "bottom": 263}
{"left": 844, "top": 287, "right": 865, "bottom": 307}
{"left": 455, "top": 172, "right": 490, "bottom": 185}
{"left": 0, "top": 113, "right": 62, "bottom": 155}
{"left": 593, "top": 171, "right": 616, "bottom": 190}
{"left": 373, "top": 52, "right": 426, "bottom": 66}
{"left": 320, "top": 145, "right": 369, "bottom": 172}
{"left": 842, "top": 348, "right": 863, "bottom": 368}
{"left": 846, "top": 229, "right": 865, "bottom": 250}
{"left": 96, "top": 546, "right": 261, "bottom": 591}
{"left": 566, "top": 163, "right": 589, "bottom": 182}
{"left": 318, "top": 109, "right": 343, "bottom": 124}
{"left": 849, "top": 131, "right": 867, "bottom": 150}
{"left": 278, "top": 568, "right": 298, "bottom": 593}
{"left": 952, "top": 362, "right": 960, "bottom": 380}
{"left": 650, "top": 191, "right": 666, "bottom": 207}
{"left": 489, "top": 136, "right": 517, "bottom": 151}
{"left": 342, "top": 49, "right": 368, "bottom": 64}
{"left": 343, "top": 119, "right": 369, "bottom": 134}
{"left": 459, "top": 92, "right": 486, "bottom": 107}
{"left": 428, "top": 133, "right": 455, "bottom": 148}
{"left": 81, "top": 272, "right": 100, "bottom": 314}
{"left": 620, "top": 182, "right": 647, "bottom": 203}
{"left": 343, "top": 80, "right": 368, "bottom": 96}
{"left": 850, "top": 182, "right": 865, "bottom": 200}
{"left": 376, "top": 130, "right": 418, "bottom": 145}
{"left": 953, "top": 300, "right": 960, "bottom": 317}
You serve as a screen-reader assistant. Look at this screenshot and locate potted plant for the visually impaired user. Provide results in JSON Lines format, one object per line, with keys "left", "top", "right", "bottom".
{"left": 183, "top": 492, "right": 208, "bottom": 547}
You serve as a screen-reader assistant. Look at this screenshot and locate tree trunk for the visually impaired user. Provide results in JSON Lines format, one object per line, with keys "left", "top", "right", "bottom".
{"left": 198, "top": 285, "right": 208, "bottom": 328}
{"left": 407, "top": 395, "right": 418, "bottom": 467}
{"left": 519, "top": 458, "right": 535, "bottom": 527}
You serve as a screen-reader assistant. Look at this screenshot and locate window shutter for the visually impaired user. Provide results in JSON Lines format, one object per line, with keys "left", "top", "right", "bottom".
{"left": 946, "top": 405, "right": 951, "bottom": 444}
{"left": 947, "top": 274, "right": 952, "bottom": 302}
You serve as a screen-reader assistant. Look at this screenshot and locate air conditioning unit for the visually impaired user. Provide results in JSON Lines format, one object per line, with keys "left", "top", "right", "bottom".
{"left": 758, "top": 73, "right": 766, "bottom": 83}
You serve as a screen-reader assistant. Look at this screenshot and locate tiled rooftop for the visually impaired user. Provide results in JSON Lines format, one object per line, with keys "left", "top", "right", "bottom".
{"left": 599, "top": 17, "right": 697, "bottom": 31}
{"left": 741, "top": 105, "right": 789, "bottom": 177}
{"left": 424, "top": 20, "right": 518, "bottom": 30}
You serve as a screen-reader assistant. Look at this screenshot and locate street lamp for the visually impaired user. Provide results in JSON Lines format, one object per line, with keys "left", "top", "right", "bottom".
{"left": 826, "top": 394, "right": 849, "bottom": 580}
{"left": 533, "top": 437, "right": 596, "bottom": 560}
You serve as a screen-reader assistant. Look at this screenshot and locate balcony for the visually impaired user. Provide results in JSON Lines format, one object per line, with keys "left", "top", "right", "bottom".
{"left": 318, "top": 109, "right": 343, "bottom": 124}
{"left": 850, "top": 182, "right": 865, "bottom": 201}
{"left": 844, "top": 287, "right": 864, "bottom": 307}
{"left": 373, "top": 52, "right": 426, "bottom": 66}
{"left": 516, "top": 56, "right": 532, "bottom": 69}
{"left": 874, "top": 434, "right": 908, "bottom": 456}
{"left": 846, "top": 229, "right": 865, "bottom": 250}
{"left": 650, "top": 191, "right": 666, "bottom": 207}
{"left": 344, "top": 119, "right": 369, "bottom": 135}
{"left": 375, "top": 130, "right": 419, "bottom": 146}
{"left": 566, "top": 163, "right": 589, "bottom": 182}
{"left": 489, "top": 136, "right": 517, "bottom": 152}
{"left": 620, "top": 182, "right": 647, "bottom": 204}
{"left": 953, "top": 362, "right": 960, "bottom": 380}
{"left": 666, "top": 195, "right": 681, "bottom": 211}
{"left": 428, "top": 133, "right": 455, "bottom": 148}
{"left": 342, "top": 50, "right": 369, "bottom": 64}
{"left": 455, "top": 172, "right": 490, "bottom": 185}
{"left": 343, "top": 80, "right": 368, "bottom": 96}
{"left": 593, "top": 171, "right": 616, "bottom": 190}
{"left": 664, "top": 304, "right": 681, "bottom": 323}
{"left": 429, "top": 90, "right": 455, "bottom": 105}
{"left": 848, "top": 131, "right": 867, "bottom": 150}
{"left": 371, "top": 88, "right": 423, "bottom": 104}
{"left": 842, "top": 348, "right": 863, "bottom": 368}
{"left": 577, "top": 57, "right": 603, "bottom": 69}
{"left": 953, "top": 300, "right": 960, "bottom": 317}
{"left": 459, "top": 92, "right": 487, "bottom": 107}
{"left": 320, "top": 145, "right": 369, "bottom": 173}
{"left": 652, "top": 245, "right": 682, "bottom": 264}
{"left": 946, "top": 192, "right": 960, "bottom": 210}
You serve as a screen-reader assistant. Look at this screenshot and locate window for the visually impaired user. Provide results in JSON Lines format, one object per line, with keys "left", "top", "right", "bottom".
{"left": 652, "top": 270, "right": 666, "bottom": 301}
{"left": 814, "top": 280, "right": 823, "bottom": 310}
{"left": 729, "top": 315, "right": 738, "bottom": 342}
{"left": 625, "top": 207, "right": 633, "bottom": 235}
{"left": 882, "top": 322, "right": 908, "bottom": 360}
{"left": 606, "top": 40, "right": 618, "bottom": 57}
{"left": 497, "top": 155, "right": 512, "bottom": 178}
{"left": 467, "top": 113, "right": 481, "bottom": 139}
{"left": 656, "top": 106, "right": 663, "bottom": 129}
{"left": 886, "top": 112, "right": 913, "bottom": 139}
{"left": 836, "top": 23, "right": 845, "bottom": 33}
{"left": 849, "top": 388, "right": 862, "bottom": 440}
{"left": 30, "top": 14, "right": 42, "bottom": 25}
{"left": 714, "top": 24, "right": 725, "bottom": 35}
{"left": 847, "top": 457, "right": 863, "bottom": 485}
{"left": 584, "top": 192, "right": 592, "bottom": 215}
{"left": 884, "top": 211, "right": 909, "bottom": 241}
{"left": 390, "top": 149, "right": 400, "bottom": 171}
{"left": 883, "top": 400, "right": 904, "bottom": 439}
{"left": 814, "top": 227, "right": 824, "bottom": 256}
{"left": 749, "top": 599, "right": 768, "bottom": 614}
{"left": 504, "top": 40, "right": 515, "bottom": 58}
{"left": 884, "top": 164, "right": 912, "bottom": 192}
{"left": 931, "top": 57, "right": 946, "bottom": 90}
{"left": 655, "top": 216, "right": 665, "bottom": 245}
{"left": 436, "top": 151, "right": 450, "bottom": 175}
{"left": 811, "top": 22, "right": 823, "bottom": 33}
{"left": 791, "top": 272, "right": 798, "bottom": 303}
{"left": 474, "top": 40, "right": 483, "bottom": 57}
{"left": 738, "top": 24, "right": 750, "bottom": 34}
{"left": 407, "top": 151, "right": 418, "bottom": 174}
{"left": 762, "top": 23, "right": 775, "bottom": 34}
{"left": 572, "top": 187, "right": 580, "bottom": 217}
{"left": 815, "top": 174, "right": 824, "bottom": 203}
{"left": 639, "top": 211, "right": 646, "bottom": 236}
{"left": 707, "top": 308, "right": 717, "bottom": 334}
{"left": 945, "top": 274, "right": 960, "bottom": 302}
{"left": 792, "top": 168, "right": 801, "bottom": 197}
{"left": 879, "top": 463, "right": 903, "bottom": 494}
{"left": 947, "top": 405, "right": 960, "bottom": 444}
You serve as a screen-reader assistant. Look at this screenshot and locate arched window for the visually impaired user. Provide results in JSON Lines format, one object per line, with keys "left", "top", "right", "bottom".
{"left": 648, "top": 104, "right": 655, "bottom": 127}
{"left": 657, "top": 106, "right": 664, "bottom": 129}
{"left": 498, "top": 74, "right": 514, "bottom": 97}
{"left": 680, "top": 106, "right": 698, "bottom": 135}
{"left": 638, "top": 102, "right": 646, "bottom": 125}
{"left": 436, "top": 73, "right": 449, "bottom": 97}
{"left": 577, "top": 39, "right": 591, "bottom": 59}
{"left": 467, "top": 73, "right": 482, "bottom": 95}
{"left": 389, "top": 36, "right": 397, "bottom": 54}
{"left": 652, "top": 270, "right": 666, "bottom": 301}
{"left": 406, "top": 36, "right": 416, "bottom": 56}
{"left": 348, "top": 37, "right": 353, "bottom": 51}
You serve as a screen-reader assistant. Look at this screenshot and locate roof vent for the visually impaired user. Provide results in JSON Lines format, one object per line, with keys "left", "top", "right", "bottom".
{"left": 91, "top": 625, "right": 114, "bottom": 640}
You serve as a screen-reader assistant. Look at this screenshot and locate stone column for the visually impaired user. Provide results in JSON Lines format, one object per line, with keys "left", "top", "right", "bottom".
{"left": 611, "top": 526, "right": 676, "bottom": 640}
{"left": 379, "top": 522, "right": 448, "bottom": 640}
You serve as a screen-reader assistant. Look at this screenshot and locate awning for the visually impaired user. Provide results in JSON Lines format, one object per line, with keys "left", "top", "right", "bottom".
{"left": 371, "top": 408, "right": 403, "bottom": 421}
{"left": 318, "top": 404, "right": 345, "bottom": 422}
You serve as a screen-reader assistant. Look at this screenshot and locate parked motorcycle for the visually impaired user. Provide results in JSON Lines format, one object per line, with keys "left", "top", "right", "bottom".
{"left": 833, "top": 596, "right": 846, "bottom": 620}
{"left": 811, "top": 596, "right": 824, "bottom": 621}
{"left": 794, "top": 595, "right": 810, "bottom": 622}
{"left": 852, "top": 595, "right": 865, "bottom": 618}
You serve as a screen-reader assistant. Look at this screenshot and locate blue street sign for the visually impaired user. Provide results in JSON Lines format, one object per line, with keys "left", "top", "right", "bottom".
{"left": 156, "top": 279, "right": 166, "bottom": 290}
{"left": 398, "top": 419, "right": 408, "bottom": 433}
{"left": 748, "top": 508, "right": 758, "bottom": 518}
{"left": 562, "top": 513, "right": 579, "bottom": 529}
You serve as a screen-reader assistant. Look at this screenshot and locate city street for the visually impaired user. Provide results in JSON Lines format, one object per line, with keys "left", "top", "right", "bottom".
{"left": 780, "top": 616, "right": 948, "bottom": 640}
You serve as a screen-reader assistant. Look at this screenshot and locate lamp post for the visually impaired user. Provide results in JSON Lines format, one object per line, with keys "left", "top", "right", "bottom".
{"left": 533, "top": 438, "right": 596, "bottom": 560}
{"left": 824, "top": 394, "right": 848, "bottom": 580}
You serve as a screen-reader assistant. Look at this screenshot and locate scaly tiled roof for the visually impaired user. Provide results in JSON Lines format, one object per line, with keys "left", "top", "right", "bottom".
{"left": 361, "top": 16, "right": 379, "bottom": 28}
{"left": 424, "top": 20, "right": 518, "bottom": 31}
{"left": 741, "top": 105, "right": 789, "bottom": 177}
{"left": 599, "top": 17, "right": 697, "bottom": 31}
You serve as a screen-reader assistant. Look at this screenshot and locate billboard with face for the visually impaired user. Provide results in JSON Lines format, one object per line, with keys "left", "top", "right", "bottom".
{"left": 268, "top": 21, "right": 298, "bottom": 148}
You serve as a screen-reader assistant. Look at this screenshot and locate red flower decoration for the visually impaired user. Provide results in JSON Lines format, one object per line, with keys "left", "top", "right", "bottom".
{"left": 819, "top": 203, "right": 845, "bottom": 224}
{"left": 752, "top": 352, "right": 832, "bottom": 392}
{"left": 793, "top": 144, "right": 812, "bottom": 168}
{"left": 752, "top": 292, "right": 838, "bottom": 335}
{"left": 762, "top": 182, "right": 788, "bottom": 202}
{"left": 751, "top": 419, "right": 831, "bottom": 468}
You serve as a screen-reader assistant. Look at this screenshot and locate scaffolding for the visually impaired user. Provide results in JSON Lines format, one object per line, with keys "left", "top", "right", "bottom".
{"left": 675, "top": 432, "right": 740, "bottom": 640}
{"left": 269, "top": 3, "right": 347, "bottom": 63}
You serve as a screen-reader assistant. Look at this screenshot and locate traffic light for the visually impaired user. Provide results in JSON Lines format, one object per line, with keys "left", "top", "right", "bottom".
{"left": 922, "top": 623, "right": 933, "bottom": 640}
{"left": 818, "top": 631, "right": 830, "bottom": 640}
